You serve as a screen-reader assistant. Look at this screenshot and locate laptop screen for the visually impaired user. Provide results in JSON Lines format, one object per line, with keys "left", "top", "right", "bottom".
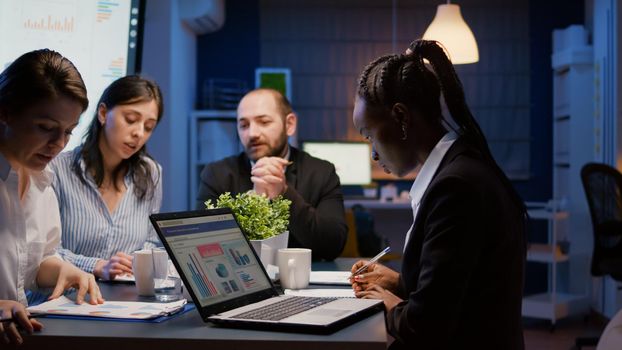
{"left": 153, "top": 211, "right": 273, "bottom": 309}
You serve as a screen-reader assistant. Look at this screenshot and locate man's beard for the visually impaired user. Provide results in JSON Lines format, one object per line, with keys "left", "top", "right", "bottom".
{"left": 246, "top": 133, "right": 289, "bottom": 161}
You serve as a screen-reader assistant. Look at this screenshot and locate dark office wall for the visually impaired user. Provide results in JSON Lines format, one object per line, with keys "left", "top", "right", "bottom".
{"left": 196, "top": 0, "right": 260, "bottom": 108}
{"left": 259, "top": 0, "right": 533, "bottom": 183}
{"left": 195, "top": 0, "right": 584, "bottom": 203}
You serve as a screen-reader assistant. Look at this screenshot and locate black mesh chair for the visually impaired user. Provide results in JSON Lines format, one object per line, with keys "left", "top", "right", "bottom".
{"left": 575, "top": 163, "right": 622, "bottom": 349}
{"left": 581, "top": 163, "right": 622, "bottom": 281}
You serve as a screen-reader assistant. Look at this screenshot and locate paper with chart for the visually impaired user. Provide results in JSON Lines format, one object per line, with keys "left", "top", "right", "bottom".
{"left": 27, "top": 296, "right": 187, "bottom": 320}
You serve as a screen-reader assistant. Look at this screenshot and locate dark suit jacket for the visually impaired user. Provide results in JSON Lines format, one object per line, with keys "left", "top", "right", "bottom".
{"left": 387, "top": 138, "right": 526, "bottom": 350}
{"left": 196, "top": 147, "right": 347, "bottom": 261}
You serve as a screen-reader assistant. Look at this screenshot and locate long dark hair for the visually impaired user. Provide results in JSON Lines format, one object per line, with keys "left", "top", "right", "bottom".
{"left": 0, "top": 49, "right": 88, "bottom": 116}
{"left": 73, "top": 75, "right": 163, "bottom": 200}
{"left": 357, "top": 39, "right": 526, "bottom": 216}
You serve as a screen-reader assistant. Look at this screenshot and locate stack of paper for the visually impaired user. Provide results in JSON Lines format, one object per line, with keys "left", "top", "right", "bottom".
{"left": 27, "top": 296, "right": 187, "bottom": 320}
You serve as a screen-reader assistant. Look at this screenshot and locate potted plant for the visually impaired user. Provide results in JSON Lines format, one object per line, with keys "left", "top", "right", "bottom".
{"left": 205, "top": 192, "right": 291, "bottom": 268}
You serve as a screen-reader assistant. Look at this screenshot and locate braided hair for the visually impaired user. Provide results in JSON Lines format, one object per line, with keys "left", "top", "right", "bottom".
{"left": 357, "top": 39, "right": 526, "bottom": 216}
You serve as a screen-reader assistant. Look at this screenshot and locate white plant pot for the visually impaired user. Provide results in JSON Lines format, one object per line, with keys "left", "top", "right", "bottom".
{"left": 250, "top": 231, "right": 289, "bottom": 269}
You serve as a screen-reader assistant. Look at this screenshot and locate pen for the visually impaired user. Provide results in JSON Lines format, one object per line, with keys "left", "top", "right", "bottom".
{"left": 0, "top": 314, "right": 47, "bottom": 323}
{"left": 349, "top": 246, "right": 391, "bottom": 279}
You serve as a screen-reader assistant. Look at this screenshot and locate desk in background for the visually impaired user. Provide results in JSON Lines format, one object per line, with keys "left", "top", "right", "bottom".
{"left": 22, "top": 260, "right": 387, "bottom": 350}
{"left": 344, "top": 199, "right": 410, "bottom": 210}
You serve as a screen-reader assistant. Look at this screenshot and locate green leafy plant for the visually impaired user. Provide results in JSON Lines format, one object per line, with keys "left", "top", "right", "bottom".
{"left": 205, "top": 192, "right": 291, "bottom": 240}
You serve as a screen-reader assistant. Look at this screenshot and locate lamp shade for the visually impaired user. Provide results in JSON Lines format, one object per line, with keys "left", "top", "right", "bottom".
{"left": 422, "top": 4, "right": 479, "bottom": 64}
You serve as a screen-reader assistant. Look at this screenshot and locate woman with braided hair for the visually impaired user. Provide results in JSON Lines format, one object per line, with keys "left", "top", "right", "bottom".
{"left": 349, "top": 40, "right": 527, "bottom": 349}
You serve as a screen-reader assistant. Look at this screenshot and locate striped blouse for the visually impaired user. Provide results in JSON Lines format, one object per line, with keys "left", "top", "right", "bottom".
{"left": 49, "top": 149, "right": 162, "bottom": 273}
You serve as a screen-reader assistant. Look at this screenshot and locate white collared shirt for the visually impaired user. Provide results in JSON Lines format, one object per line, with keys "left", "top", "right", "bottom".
{"left": 0, "top": 152, "right": 62, "bottom": 305}
{"left": 404, "top": 131, "right": 458, "bottom": 251}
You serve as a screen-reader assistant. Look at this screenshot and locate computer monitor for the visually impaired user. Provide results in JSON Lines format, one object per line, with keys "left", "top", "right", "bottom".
{"left": 302, "top": 141, "right": 372, "bottom": 186}
{"left": 0, "top": 0, "right": 145, "bottom": 150}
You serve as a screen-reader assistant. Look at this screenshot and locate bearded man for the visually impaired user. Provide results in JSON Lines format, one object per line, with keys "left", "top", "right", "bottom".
{"left": 196, "top": 88, "right": 347, "bottom": 261}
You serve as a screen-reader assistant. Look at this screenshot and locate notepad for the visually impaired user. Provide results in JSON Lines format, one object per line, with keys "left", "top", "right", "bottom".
{"left": 284, "top": 288, "right": 356, "bottom": 298}
{"left": 309, "top": 271, "right": 352, "bottom": 285}
{"left": 112, "top": 261, "right": 180, "bottom": 283}
{"left": 113, "top": 274, "right": 135, "bottom": 282}
{"left": 27, "top": 296, "right": 187, "bottom": 320}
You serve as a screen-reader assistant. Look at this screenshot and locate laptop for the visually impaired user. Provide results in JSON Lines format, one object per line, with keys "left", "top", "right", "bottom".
{"left": 149, "top": 208, "right": 383, "bottom": 334}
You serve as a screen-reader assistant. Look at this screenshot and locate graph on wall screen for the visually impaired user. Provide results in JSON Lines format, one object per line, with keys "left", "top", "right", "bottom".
{"left": 0, "top": 0, "right": 143, "bottom": 150}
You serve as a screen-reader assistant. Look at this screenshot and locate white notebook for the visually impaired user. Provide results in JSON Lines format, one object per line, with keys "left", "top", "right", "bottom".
{"left": 309, "top": 271, "right": 352, "bottom": 285}
{"left": 284, "top": 288, "right": 355, "bottom": 298}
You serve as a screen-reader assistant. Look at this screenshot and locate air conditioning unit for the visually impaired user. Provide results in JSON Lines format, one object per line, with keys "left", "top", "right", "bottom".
{"left": 179, "top": 0, "right": 225, "bottom": 35}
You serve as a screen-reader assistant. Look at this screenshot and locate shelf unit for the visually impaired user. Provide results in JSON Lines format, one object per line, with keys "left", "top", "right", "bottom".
{"left": 523, "top": 201, "right": 588, "bottom": 325}
{"left": 189, "top": 110, "right": 240, "bottom": 209}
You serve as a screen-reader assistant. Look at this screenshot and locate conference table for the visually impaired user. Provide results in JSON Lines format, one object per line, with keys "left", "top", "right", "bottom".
{"left": 21, "top": 259, "right": 388, "bottom": 350}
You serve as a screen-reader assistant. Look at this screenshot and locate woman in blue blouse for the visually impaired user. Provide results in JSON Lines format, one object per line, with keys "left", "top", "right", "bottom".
{"left": 50, "top": 75, "right": 164, "bottom": 281}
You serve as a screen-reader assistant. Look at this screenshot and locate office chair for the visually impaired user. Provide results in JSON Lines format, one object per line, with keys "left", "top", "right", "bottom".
{"left": 340, "top": 209, "right": 361, "bottom": 257}
{"left": 340, "top": 206, "right": 401, "bottom": 264}
{"left": 575, "top": 163, "right": 622, "bottom": 349}
{"left": 341, "top": 206, "right": 389, "bottom": 258}
{"left": 581, "top": 163, "right": 622, "bottom": 280}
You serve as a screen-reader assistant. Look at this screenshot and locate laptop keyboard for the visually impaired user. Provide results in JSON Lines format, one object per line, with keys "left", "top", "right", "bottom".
{"left": 231, "top": 296, "right": 338, "bottom": 321}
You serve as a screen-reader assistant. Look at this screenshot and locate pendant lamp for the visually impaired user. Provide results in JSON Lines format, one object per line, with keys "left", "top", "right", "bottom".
{"left": 422, "top": 2, "right": 479, "bottom": 64}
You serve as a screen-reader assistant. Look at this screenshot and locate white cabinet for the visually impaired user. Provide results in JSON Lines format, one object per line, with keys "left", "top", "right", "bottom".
{"left": 551, "top": 26, "right": 594, "bottom": 258}
{"left": 521, "top": 25, "right": 593, "bottom": 325}
{"left": 189, "top": 110, "right": 240, "bottom": 209}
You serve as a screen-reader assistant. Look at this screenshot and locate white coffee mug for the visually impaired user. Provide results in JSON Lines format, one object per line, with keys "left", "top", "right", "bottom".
{"left": 132, "top": 249, "right": 168, "bottom": 296}
{"left": 277, "top": 248, "right": 311, "bottom": 290}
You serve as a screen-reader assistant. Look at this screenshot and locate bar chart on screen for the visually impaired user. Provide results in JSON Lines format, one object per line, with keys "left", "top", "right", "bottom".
{"left": 0, "top": 0, "right": 142, "bottom": 150}
{"left": 23, "top": 15, "right": 75, "bottom": 32}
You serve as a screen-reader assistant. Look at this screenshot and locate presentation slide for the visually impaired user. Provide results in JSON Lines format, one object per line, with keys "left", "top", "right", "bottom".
{"left": 0, "top": 0, "right": 140, "bottom": 150}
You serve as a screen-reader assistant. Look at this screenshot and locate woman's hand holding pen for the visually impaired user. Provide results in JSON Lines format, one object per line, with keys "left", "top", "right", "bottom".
{"left": 349, "top": 260, "right": 400, "bottom": 294}
{"left": 350, "top": 261, "right": 402, "bottom": 311}
{"left": 0, "top": 300, "right": 43, "bottom": 345}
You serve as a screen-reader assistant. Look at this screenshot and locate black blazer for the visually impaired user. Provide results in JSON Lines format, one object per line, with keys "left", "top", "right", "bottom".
{"left": 196, "top": 147, "right": 347, "bottom": 261}
{"left": 387, "top": 138, "right": 526, "bottom": 349}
